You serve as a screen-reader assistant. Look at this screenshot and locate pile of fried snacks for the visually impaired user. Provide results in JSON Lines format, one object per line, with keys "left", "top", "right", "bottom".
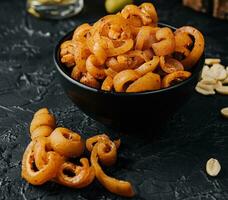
{"left": 60, "top": 3, "right": 204, "bottom": 92}
{"left": 21, "top": 108, "right": 134, "bottom": 197}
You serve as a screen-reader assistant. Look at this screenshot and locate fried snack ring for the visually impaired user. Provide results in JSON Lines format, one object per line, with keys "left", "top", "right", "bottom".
{"left": 91, "top": 142, "right": 134, "bottom": 197}
{"left": 74, "top": 41, "right": 91, "bottom": 73}
{"left": 86, "top": 134, "right": 120, "bottom": 166}
{"left": 80, "top": 73, "right": 100, "bottom": 89}
{"left": 135, "top": 26, "right": 158, "bottom": 50}
{"left": 113, "top": 69, "right": 140, "bottom": 92}
{"left": 139, "top": 3, "right": 158, "bottom": 26}
{"left": 121, "top": 4, "right": 152, "bottom": 26}
{"left": 107, "top": 39, "right": 134, "bottom": 57}
{"left": 55, "top": 158, "right": 95, "bottom": 188}
{"left": 162, "top": 71, "right": 191, "bottom": 88}
{"left": 152, "top": 27, "right": 175, "bottom": 56}
{"left": 107, "top": 50, "right": 150, "bottom": 71}
{"left": 106, "top": 56, "right": 128, "bottom": 72}
{"left": 30, "top": 108, "right": 56, "bottom": 140}
{"left": 94, "top": 14, "right": 132, "bottom": 40}
{"left": 175, "top": 26, "right": 204, "bottom": 67}
{"left": 73, "top": 23, "right": 92, "bottom": 42}
{"left": 126, "top": 72, "right": 161, "bottom": 92}
{"left": 86, "top": 134, "right": 110, "bottom": 152}
{"left": 174, "top": 32, "right": 192, "bottom": 58}
{"left": 135, "top": 56, "right": 159, "bottom": 76}
{"left": 101, "top": 76, "right": 113, "bottom": 91}
{"left": 93, "top": 40, "right": 107, "bottom": 65}
{"left": 21, "top": 141, "right": 63, "bottom": 185}
{"left": 33, "top": 136, "right": 53, "bottom": 170}
{"left": 31, "top": 126, "right": 54, "bottom": 140}
{"left": 49, "top": 127, "right": 85, "bottom": 158}
{"left": 160, "top": 56, "right": 184, "bottom": 74}
{"left": 105, "top": 67, "right": 118, "bottom": 78}
{"left": 71, "top": 66, "right": 82, "bottom": 81}
{"left": 60, "top": 40, "right": 75, "bottom": 68}
{"left": 86, "top": 55, "right": 106, "bottom": 80}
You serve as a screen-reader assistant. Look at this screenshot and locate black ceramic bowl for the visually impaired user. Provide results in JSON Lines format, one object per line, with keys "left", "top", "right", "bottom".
{"left": 54, "top": 23, "right": 204, "bottom": 130}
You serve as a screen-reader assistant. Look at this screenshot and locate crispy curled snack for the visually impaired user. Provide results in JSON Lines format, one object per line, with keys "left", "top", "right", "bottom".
{"left": 86, "top": 55, "right": 106, "bottom": 80}
{"left": 106, "top": 56, "right": 128, "bottom": 72}
{"left": 174, "top": 32, "right": 192, "bottom": 57}
{"left": 101, "top": 76, "right": 113, "bottom": 91}
{"left": 73, "top": 23, "right": 92, "bottom": 42}
{"left": 162, "top": 71, "right": 191, "bottom": 88}
{"left": 86, "top": 134, "right": 110, "bottom": 152}
{"left": 121, "top": 4, "right": 154, "bottom": 26}
{"left": 21, "top": 141, "right": 63, "bottom": 185}
{"left": 107, "top": 39, "right": 134, "bottom": 57}
{"left": 105, "top": 67, "right": 118, "bottom": 78}
{"left": 113, "top": 70, "right": 140, "bottom": 92}
{"left": 175, "top": 26, "right": 204, "bottom": 67}
{"left": 135, "top": 26, "right": 158, "bottom": 50}
{"left": 60, "top": 3, "right": 204, "bottom": 92}
{"left": 93, "top": 40, "right": 107, "bottom": 65}
{"left": 159, "top": 56, "right": 184, "bottom": 74}
{"left": 152, "top": 27, "right": 175, "bottom": 56}
{"left": 60, "top": 40, "right": 76, "bottom": 68}
{"left": 126, "top": 72, "right": 161, "bottom": 92}
{"left": 74, "top": 41, "right": 91, "bottom": 73}
{"left": 30, "top": 108, "right": 56, "bottom": 140}
{"left": 33, "top": 136, "right": 53, "bottom": 170}
{"left": 49, "top": 127, "right": 85, "bottom": 158}
{"left": 55, "top": 158, "right": 95, "bottom": 188}
{"left": 90, "top": 142, "right": 134, "bottom": 197}
{"left": 71, "top": 66, "right": 82, "bottom": 81}
{"left": 135, "top": 56, "right": 159, "bottom": 76}
{"left": 86, "top": 134, "right": 121, "bottom": 166}
{"left": 80, "top": 73, "right": 100, "bottom": 89}
{"left": 139, "top": 3, "right": 158, "bottom": 26}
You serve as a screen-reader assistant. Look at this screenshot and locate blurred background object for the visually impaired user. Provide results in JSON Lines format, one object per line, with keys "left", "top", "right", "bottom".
{"left": 183, "top": 0, "right": 228, "bottom": 20}
{"left": 105, "top": 0, "right": 133, "bottom": 13}
{"left": 27, "top": 0, "right": 84, "bottom": 19}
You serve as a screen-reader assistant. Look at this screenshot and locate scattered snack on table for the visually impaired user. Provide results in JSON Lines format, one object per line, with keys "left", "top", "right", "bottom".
{"left": 59, "top": 2, "right": 205, "bottom": 92}
{"left": 30, "top": 108, "right": 56, "bottom": 139}
{"left": 87, "top": 134, "right": 134, "bottom": 197}
{"left": 206, "top": 158, "right": 221, "bottom": 177}
{"left": 195, "top": 58, "right": 228, "bottom": 95}
{"left": 21, "top": 108, "right": 134, "bottom": 197}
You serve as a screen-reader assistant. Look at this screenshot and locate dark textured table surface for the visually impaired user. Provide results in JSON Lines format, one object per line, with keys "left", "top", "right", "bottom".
{"left": 0, "top": 0, "right": 228, "bottom": 199}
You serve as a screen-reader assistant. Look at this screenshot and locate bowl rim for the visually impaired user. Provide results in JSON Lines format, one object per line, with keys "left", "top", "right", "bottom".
{"left": 53, "top": 22, "right": 204, "bottom": 97}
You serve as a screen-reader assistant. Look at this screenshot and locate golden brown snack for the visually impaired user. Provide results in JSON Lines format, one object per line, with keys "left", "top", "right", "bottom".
{"left": 21, "top": 141, "right": 63, "bottom": 185}
{"left": 49, "top": 127, "right": 85, "bottom": 158}
{"left": 152, "top": 27, "right": 175, "bottom": 56}
{"left": 175, "top": 26, "right": 204, "bottom": 67}
{"left": 159, "top": 56, "right": 184, "bottom": 74}
{"left": 80, "top": 73, "right": 101, "bottom": 89}
{"left": 72, "top": 23, "right": 92, "bottom": 42}
{"left": 101, "top": 76, "right": 113, "bottom": 91}
{"left": 86, "top": 55, "right": 106, "bottom": 80}
{"left": 60, "top": 40, "right": 76, "bottom": 68}
{"left": 126, "top": 72, "right": 161, "bottom": 92}
{"left": 162, "top": 71, "right": 191, "bottom": 88}
{"left": 30, "top": 108, "right": 56, "bottom": 140}
{"left": 113, "top": 69, "right": 140, "bottom": 92}
{"left": 135, "top": 56, "right": 159, "bottom": 76}
{"left": 59, "top": 3, "right": 204, "bottom": 92}
{"left": 90, "top": 142, "right": 134, "bottom": 197}
{"left": 55, "top": 158, "right": 95, "bottom": 188}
